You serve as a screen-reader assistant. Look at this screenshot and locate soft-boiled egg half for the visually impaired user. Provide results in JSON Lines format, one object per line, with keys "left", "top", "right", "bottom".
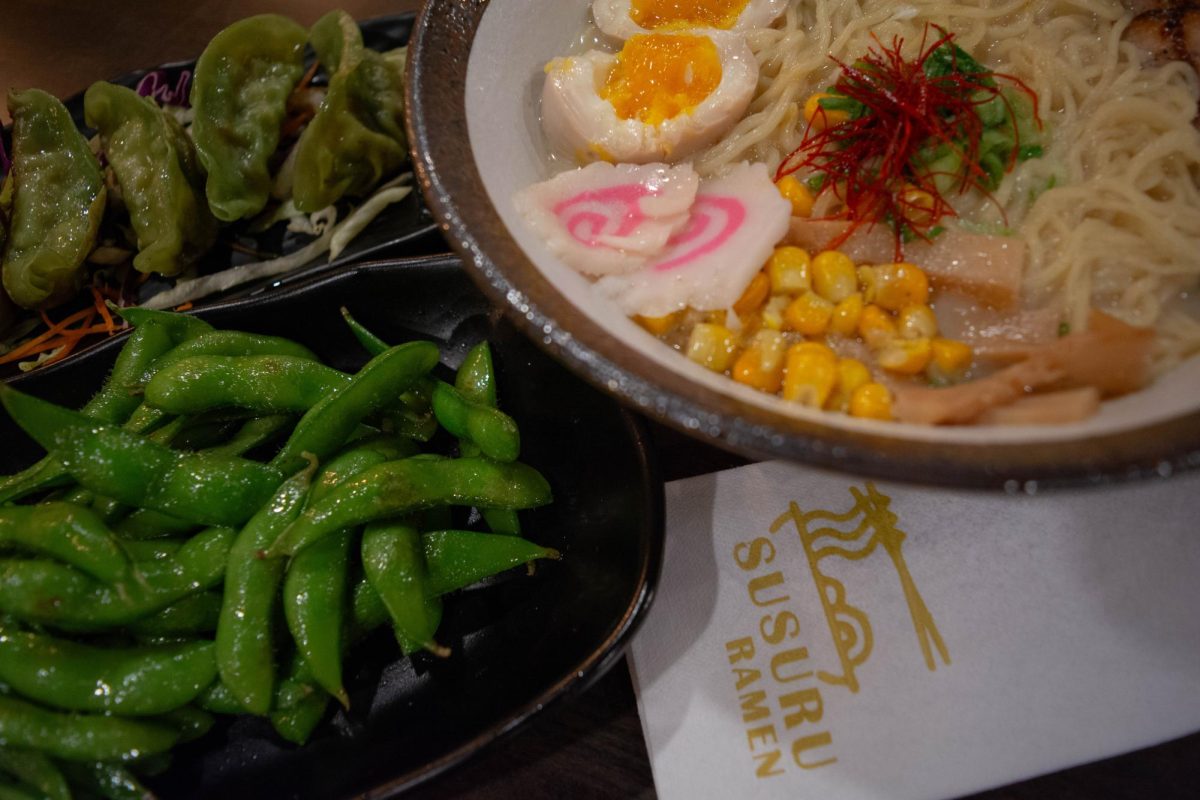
{"left": 541, "top": 29, "right": 757, "bottom": 165}
{"left": 592, "top": 0, "right": 789, "bottom": 40}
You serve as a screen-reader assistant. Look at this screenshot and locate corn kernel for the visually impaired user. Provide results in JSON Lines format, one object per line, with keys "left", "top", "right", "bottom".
{"left": 635, "top": 311, "right": 683, "bottom": 336}
{"left": 733, "top": 271, "right": 771, "bottom": 320}
{"left": 857, "top": 304, "right": 896, "bottom": 349}
{"left": 829, "top": 292, "right": 863, "bottom": 336}
{"left": 776, "top": 174, "right": 815, "bottom": 217}
{"left": 686, "top": 323, "right": 737, "bottom": 372}
{"left": 896, "top": 304, "right": 938, "bottom": 340}
{"left": 899, "top": 185, "right": 936, "bottom": 226}
{"left": 829, "top": 357, "right": 872, "bottom": 412}
{"left": 811, "top": 250, "right": 857, "bottom": 303}
{"left": 878, "top": 337, "right": 933, "bottom": 375}
{"left": 803, "top": 92, "right": 851, "bottom": 131}
{"left": 784, "top": 292, "right": 834, "bottom": 335}
{"left": 767, "top": 246, "right": 811, "bottom": 294}
{"left": 928, "top": 338, "right": 974, "bottom": 383}
{"left": 732, "top": 330, "right": 787, "bottom": 393}
{"left": 849, "top": 382, "right": 893, "bottom": 420}
{"left": 858, "top": 263, "right": 929, "bottom": 311}
{"left": 782, "top": 342, "right": 838, "bottom": 407}
{"left": 762, "top": 296, "right": 790, "bottom": 330}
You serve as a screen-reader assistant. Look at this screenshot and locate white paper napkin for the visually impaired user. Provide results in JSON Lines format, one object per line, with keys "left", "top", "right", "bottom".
{"left": 628, "top": 462, "right": 1200, "bottom": 800}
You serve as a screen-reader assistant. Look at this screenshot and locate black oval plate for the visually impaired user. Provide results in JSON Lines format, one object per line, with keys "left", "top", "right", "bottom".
{"left": 0, "top": 257, "right": 663, "bottom": 799}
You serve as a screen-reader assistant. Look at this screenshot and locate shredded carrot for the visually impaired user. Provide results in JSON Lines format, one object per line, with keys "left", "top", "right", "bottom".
{"left": 0, "top": 304, "right": 113, "bottom": 366}
{"left": 173, "top": 302, "right": 193, "bottom": 312}
{"left": 91, "top": 286, "right": 117, "bottom": 334}
{"left": 299, "top": 59, "right": 320, "bottom": 90}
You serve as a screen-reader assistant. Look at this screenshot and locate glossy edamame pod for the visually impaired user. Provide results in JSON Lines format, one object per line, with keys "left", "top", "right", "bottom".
{"left": 347, "top": 529, "right": 560, "bottom": 633}
{"left": 0, "top": 503, "right": 131, "bottom": 583}
{"left": 57, "top": 760, "right": 152, "bottom": 800}
{"left": 361, "top": 521, "right": 444, "bottom": 656}
{"left": 80, "top": 318, "right": 178, "bottom": 425}
{"left": 0, "top": 526, "right": 235, "bottom": 630}
{"left": 145, "top": 355, "right": 347, "bottom": 415}
{"left": 190, "top": 14, "right": 309, "bottom": 221}
{"left": 156, "top": 705, "right": 214, "bottom": 743}
{"left": 268, "top": 457, "right": 552, "bottom": 557}
{"left": 283, "top": 531, "right": 352, "bottom": 706}
{"left": 204, "top": 414, "right": 293, "bottom": 458}
{"left": 0, "top": 695, "right": 178, "bottom": 762}
{"left": 0, "top": 747, "right": 69, "bottom": 800}
{"left": 455, "top": 343, "right": 521, "bottom": 535}
{"left": 0, "top": 627, "right": 216, "bottom": 714}
{"left": 0, "top": 385, "right": 284, "bottom": 528}
{"left": 423, "top": 529, "right": 560, "bottom": 596}
{"left": 431, "top": 381, "right": 520, "bottom": 463}
{"left": 84, "top": 82, "right": 217, "bottom": 276}
{"left": 1, "top": 89, "right": 105, "bottom": 309}
{"left": 217, "top": 459, "right": 316, "bottom": 715}
{"left": 126, "top": 590, "right": 221, "bottom": 638}
{"left": 117, "top": 306, "right": 214, "bottom": 343}
{"left": 0, "top": 318, "right": 185, "bottom": 506}
{"left": 268, "top": 653, "right": 329, "bottom": 745}
{"left": 282, "top": 436, "right": 416, "bottom": 705}
{"left": 271, "top": 340, "right": 439, "bottom": 475}
{"left": 293, "top": 11, "right": 407, "bottom": 212}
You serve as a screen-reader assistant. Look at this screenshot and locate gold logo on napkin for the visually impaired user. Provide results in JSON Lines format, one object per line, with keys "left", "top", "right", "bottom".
{"left": 725, "top": 483, "right": 949, "bottom": 778}
{"left": 772, "top": 482, "right": 951, "bottom": 692}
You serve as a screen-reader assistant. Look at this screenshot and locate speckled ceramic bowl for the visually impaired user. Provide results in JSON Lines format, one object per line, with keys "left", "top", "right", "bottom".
{"left": 406, "top": 0, "right": 1200, "bottom": 488}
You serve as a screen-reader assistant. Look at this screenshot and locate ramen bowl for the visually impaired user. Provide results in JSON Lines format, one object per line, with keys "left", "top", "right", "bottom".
{"left": 406, "top": 0, "right": 1200, "bottom": 488}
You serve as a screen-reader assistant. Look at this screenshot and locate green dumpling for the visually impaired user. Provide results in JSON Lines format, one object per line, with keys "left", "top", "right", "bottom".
{"left": 84, "top": 81, "right": 217, "bottom": 276}
{"left": 190, "top": 14, "right": 309, "bottom": 222}
{"left": 292, "top": 10, "right": 408, "bottom": 213}
{"left": 1, "top": 89, "right": 106, "bottom": 309}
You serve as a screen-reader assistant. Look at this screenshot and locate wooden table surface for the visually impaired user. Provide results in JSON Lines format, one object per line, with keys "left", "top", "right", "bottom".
{"left": 2, "top": 1, "right": 1198, "bottom": 797}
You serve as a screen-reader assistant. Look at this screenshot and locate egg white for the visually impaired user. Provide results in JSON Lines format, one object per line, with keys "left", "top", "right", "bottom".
{"left": 592, "top": 0, "right": 789, "bottom": 40}
{"left": 541, "top": 29, "right": 758, "bottom": 165}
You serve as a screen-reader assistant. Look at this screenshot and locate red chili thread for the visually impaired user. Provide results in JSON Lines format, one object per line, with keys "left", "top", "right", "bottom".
{"left": 776, "top": 25, "right": 1041, "bottom": 259}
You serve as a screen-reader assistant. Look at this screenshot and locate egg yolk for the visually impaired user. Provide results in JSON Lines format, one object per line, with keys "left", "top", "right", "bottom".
{"left": 630, "top": 0, "right": 750, "bottom": 30}
{"left": 600, "top": 33, "right": 723, "bottom": 126}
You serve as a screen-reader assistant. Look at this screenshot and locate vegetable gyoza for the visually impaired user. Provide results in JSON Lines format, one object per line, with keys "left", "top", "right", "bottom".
{"left": 0, "top": 11, "right": 415, "bottom": 367}
{"left": 1, "top": 89, "right": 105, "bottom": 309}
{"left": 293, "top": 10, "right": 408, "bottom": 213}
{"left": 84, "top": 82, "right": 218, "bottom": 277}
{"left": 190, "top": 14, "right": 309, "bottom": 222}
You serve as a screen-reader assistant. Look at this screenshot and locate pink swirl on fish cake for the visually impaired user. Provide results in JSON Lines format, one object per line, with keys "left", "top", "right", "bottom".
{"left": 653, "top": 195, "right": 746, "bottom": 272}
{"left": 553, "top": 184, "right": 653, "bottom": 248}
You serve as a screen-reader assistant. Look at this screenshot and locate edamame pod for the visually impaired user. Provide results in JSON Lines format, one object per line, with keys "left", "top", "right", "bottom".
{"left": 268, "top": 457, "right": 552, "bottom": 557}
{"left": 431, "top": 381, "right": 520, "bottom": 462}
{"left": 0, "top": 503, "right": 130, "bottom": 583}
{"left": 271, "top": 340, "right": 439, "bottom": 474}
{"left": 455, "top": 343, "right": 521, "bottom": 535}
{"left": 0, "top": 695, "right": 178, "bottom": 762}
{"left": 0, "top": 627, "right": 216, "bottom": 714}
{"left": 0, "top": 385, "right": 284, "bottom": 528}
{"left": 217, "top": 459, "right": 316, "bottom": 715}
{"left": 362, "top": 521, "right": 444, "bottom": 656}
{"left": 0, "top": 747, "right": 69, "bottom": 800}
{"left": 0, "top": 526, "right": 235, "bottom": 630}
